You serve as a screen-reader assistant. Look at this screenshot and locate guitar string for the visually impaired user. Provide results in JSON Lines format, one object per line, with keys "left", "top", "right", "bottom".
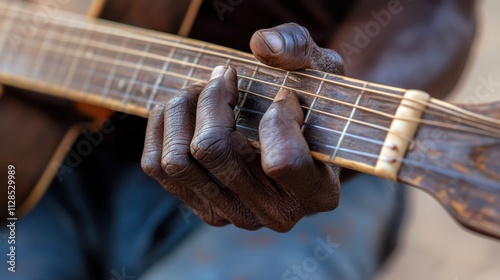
{"left": 2, "top": 4, "right": 500, "bottom": 134}
{"left": 1, "top": 29, "right": 498, "bottom": 141}
{"left": 2, "top": 3, "right": 499, "bottom": 172}
{"left": 0, "top": 20, "right": 410, "bottom": 141}
{"left": 42, "top": 8, "right": 500, "bottom": 128}
{"left": 10, "top": 65, "right": 397, "bottom": 164}
{"left": 10, "top": 27, "right": 499, "bottom": 140}
{"left": 3, "top": 3, "right": 499, "bottom": 130}
{"left": 1, "top": 5, "right": 499, "bottom": 138}
{"left": 1, "top": 43, "right": 499, "bottom": 141}
{"left": 12, "top": 21, "right": 499, "bottom": 138}
{"left": 10, "top": 44, "right": 397, "bottom": 153}
{"left": 0, "top": 6, "right": 395, "bottom": 161}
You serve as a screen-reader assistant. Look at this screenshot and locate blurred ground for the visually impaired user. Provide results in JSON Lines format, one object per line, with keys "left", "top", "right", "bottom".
{"left": 376, "top": 1, "right": 500, "bottom": 280}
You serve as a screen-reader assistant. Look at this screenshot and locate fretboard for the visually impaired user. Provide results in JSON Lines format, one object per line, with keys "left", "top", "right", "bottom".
{"left": 0, "top": 0, "right": 423, "bottom": 179}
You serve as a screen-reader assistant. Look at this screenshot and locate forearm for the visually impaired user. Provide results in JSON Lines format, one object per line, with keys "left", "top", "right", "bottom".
{"left": 330, "top": 0, "right": 477, "bottom": 99}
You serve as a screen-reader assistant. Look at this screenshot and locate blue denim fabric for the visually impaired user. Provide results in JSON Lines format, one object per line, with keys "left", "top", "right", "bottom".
{"left": 141, "top": 174, "right": 403, "bottom": 280}
{"left": 0, "top": 147, "right": 403, "bottom": 280}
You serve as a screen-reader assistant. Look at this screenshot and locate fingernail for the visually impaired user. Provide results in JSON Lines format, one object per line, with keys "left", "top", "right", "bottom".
{"left": 261, "top": 31, "right": 283, "bottom": 53}
{"left": 210, "top": 65, "right": 227, "bottom": 80}
{"left": 274, "top": 89, "right": 290, "bottom": 101}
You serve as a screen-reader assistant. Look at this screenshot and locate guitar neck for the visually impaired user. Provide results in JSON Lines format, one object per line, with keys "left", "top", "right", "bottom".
{"left": 0, "top": 1, "right": 429, "bottom": 181}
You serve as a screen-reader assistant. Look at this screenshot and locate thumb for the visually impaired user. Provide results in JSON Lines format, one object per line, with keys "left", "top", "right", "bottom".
{"left": 250, "top": 23, "right": 344, "bottom": 74}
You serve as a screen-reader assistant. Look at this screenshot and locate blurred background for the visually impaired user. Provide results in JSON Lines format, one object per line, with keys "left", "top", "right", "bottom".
{"left": 377, "top": 1, "right": 500, "bottom": 279}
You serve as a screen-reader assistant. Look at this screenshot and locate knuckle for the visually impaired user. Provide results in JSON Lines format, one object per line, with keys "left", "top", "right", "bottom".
{"left": 261, "top": 211, "right": 300, "bottom": 233}
{"left": 190, "top": 130, "right": 229, "bottom": 165}
{"left": 141, "top": 155, "right": 162, "bottom": 178}
{"left": 230, "top": 217, "right": 262, "bottom": 231}
{"left": 307, "top": 166, "right": 341, "bottom": 211}
{"left": 311, "top": 48, "right": 345, "bottom": 74}
{"left": 166, "top": 95, "right": 193, "bottom": 115}
{"left": 161, "top": 151, "right": 193, "bottom": 180}
{"left": 199, "top": 213, "right": 229, "bottom": 227}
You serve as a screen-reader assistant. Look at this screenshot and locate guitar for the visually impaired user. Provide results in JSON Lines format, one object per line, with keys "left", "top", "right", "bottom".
{"left": 1, "top": 0, "right": 499, "bottom": 239}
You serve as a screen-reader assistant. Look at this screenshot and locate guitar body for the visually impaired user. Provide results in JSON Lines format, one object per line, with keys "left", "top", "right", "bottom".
{"left": 0, "top": 0, "right": 103, "bottom": 219}
{"left": 0, "top": 88, "right": 92, "bottom": 219}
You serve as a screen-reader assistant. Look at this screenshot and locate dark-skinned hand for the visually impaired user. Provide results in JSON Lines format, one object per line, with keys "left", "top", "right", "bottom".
{"left": 141, "top": 23, "right": 345, "bottom": 232}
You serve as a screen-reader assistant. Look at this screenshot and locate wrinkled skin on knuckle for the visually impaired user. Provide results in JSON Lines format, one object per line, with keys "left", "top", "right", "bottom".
{"left": 259, "top": 201, "right": 306, "bottom": 233}
{"left": 195, "top": 207, "right": 229, "bottom": 227}
{"left": 190, "top": 130, "right": 231, "bottom": 166}
{"left": 166, "top": 95, "right": 193, "bottom": 117}
{"left": 140, "top": 157, "right": 159, "bottom": 178}
{"left": 226, "top": 212, "right": 262, "bottom": 231}
{"left": 310, "top": 47, "right": 345, "bottom": 74}
{"left": 161, "top": 152, "right": 193, "bottom": 180}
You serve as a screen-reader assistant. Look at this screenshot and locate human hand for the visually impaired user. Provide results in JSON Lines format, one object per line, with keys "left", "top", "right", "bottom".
{"left": 141, "top": 23, "right": 344, "bottom": 232}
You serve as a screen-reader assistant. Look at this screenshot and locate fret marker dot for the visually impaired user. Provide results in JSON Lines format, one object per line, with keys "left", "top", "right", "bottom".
{"left": 118, "top": 79, "right": 126, "bottom": 90}
{"left": 85, "top": 50, "right": 94, "bottom": 59}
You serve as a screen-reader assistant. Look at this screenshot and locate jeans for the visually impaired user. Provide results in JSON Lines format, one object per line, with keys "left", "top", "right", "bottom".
{"left": 0, "top": 140, "right": 404, "bottom": 280}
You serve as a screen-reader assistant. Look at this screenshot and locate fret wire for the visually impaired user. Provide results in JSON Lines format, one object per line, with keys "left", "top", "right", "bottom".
{"left": 236, "top": 88, "right": 398, "bottom": 137}
{"left": 61, "top": 21, "right": 92, "bottom": 91}
{"left": 0, "top": 4, "right": 11, "bottom": 54}
{"left": 280, "top": 71, "right": 290, "bottom": 91}
{"left": 147, "top": 46, "right": 177, "bottom": 111}
{"left": 302, "top": 72, "right": 327, "bottom": 133}
{"left": 122, "top": 40, "right": 152, "bottom": 107}
{"left": 44, "top": 22, "right": 74, "bottom": 91}
{"left": 101, "top": 36, "right": 130, "bottom": 105}
{"left": 182, "top": 44, "right": 205, "bottom": 89}
{"left": 236, "top": 106, "right": 392, "bottom": 148}
{"left": 31, "top": 25, "right": 57, "bottom": 81}
{"left": 306, "top": 123, "right": 390, "bottom": 148}
{"left": 234, "top": 123, "right": 393, "bottom": 162}
{"left": 330, "top": 83, "right": 367, "bottom": 161}
{"left": 236, "top": 125, "right": 396, "bottom": 163}
{"left": 235, "top": 64, "right": 258, "bottom": 121}
{"left": 81, "top": 28, "right": 109, "bottom": 96}
{"left": 0, "top": 4, "right": 16, "bottom": 71}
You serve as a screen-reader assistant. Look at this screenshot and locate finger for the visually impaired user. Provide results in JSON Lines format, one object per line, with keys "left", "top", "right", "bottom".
{"left": 250, "top": 22, "right": 344, "bottom": 74}
{"left": 190, "top": 65, "right": 239, "bottom": 171}
{"left": 141, "top": 103, "right": 221, "bottom": 225}
{"left": 191, "top": 67, "right": 304, "bottom": 231}
{"left": 160, "top": 85, "right": 230, "bottom": 226}
{"left": 259, "top": 89, "right": 341, "bottom": 212}
{"left": 141, "top": 104, "right": 169, "bottom": 182}
{"left": 163, "top": 84, "right": 259, "bottom": 228}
